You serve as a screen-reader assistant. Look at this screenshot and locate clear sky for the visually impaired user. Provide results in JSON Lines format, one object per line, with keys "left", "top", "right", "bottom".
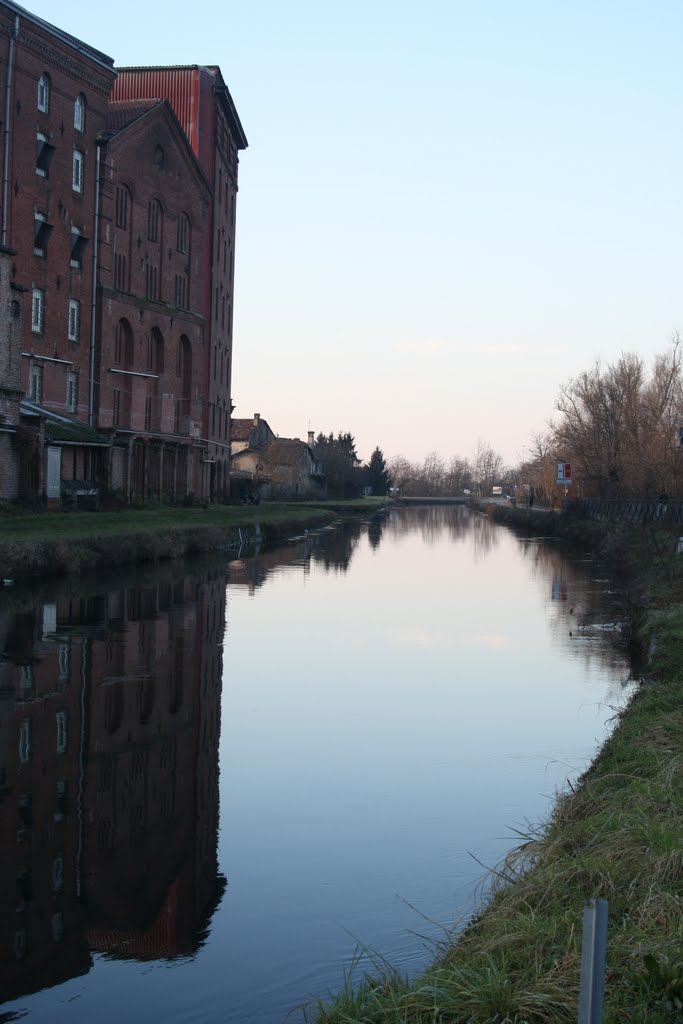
{"left": 25, "top": 0, "right": 683, "bottom": 465}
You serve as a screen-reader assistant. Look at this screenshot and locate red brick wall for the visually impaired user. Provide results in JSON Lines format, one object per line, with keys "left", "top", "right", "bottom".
{"left": 0, "top": 8, "right": 115, "bottom": 422}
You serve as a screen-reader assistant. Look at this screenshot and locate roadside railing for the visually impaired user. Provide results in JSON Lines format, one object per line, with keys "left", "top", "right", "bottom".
{"left": 563, "top": 497, "right": 683, "bottom": 525}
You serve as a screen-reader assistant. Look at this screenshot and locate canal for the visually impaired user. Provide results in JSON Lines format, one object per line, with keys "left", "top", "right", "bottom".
{"left": 0, "top": 506, "right": 634, "bottom": 1023}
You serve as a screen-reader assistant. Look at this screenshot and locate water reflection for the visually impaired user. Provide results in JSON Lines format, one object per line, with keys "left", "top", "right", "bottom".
{"left": 0, "top": 563, "right": 227, "bottom": 1004}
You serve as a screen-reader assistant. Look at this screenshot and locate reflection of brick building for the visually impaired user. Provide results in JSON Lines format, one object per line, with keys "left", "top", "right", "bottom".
{"left": 0, "top": 562, "right": 227, "bottom": 999}
{"left": 95, "top": 100, "right": 211, "bottom": 502}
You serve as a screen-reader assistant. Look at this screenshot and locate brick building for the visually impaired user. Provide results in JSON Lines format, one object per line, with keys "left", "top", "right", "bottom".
{"left": 95, "top": 100, "right": 211, "bottom": 501}
{"left": 0, "top": 5, "right": 247, "bottom": 506}
{"left": 0, "top": 1, "right": 116, "bottom": 498}
{"left": 111, "top": 67, "right": 248, "bottom": 500}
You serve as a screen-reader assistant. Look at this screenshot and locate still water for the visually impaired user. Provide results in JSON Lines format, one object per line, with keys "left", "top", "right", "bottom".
{"left": 0, "top": 506, "right": 633, "bottom": 1023}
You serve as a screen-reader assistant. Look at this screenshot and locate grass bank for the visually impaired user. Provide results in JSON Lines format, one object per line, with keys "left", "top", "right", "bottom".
{"left": 311, "top": 513, "right": 683, "bottom": 1024}
{"left": 0, "top": 503, "right": 338, "bottom": 579}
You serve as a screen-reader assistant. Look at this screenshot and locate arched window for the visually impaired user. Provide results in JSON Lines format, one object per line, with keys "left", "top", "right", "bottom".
{"left": 177, "top": 213, "right": 190, "bottom": 254}
{"left": 147, "top": 199, "right": 162, "bottom": 242}
{"left": 74, "top": 94, "right": 86, "bottom": 132}
{"left": 114, "top": 318, "right": 134, "bottom": 367}
{"left": 37, "top": 74, "right": 49, "bottom": 113}
{"left": 147, "top": 327, "right": 164, "bottom": 374}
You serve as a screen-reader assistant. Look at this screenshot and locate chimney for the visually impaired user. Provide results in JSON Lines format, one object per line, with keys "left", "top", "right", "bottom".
{"left": 253, "top": 413, "right": 260, "bottom": 427}
{"left": 308, "top": 431, "right": 314, "bottom": 446}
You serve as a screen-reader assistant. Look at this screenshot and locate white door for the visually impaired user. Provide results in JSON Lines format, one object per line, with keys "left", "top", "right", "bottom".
{"left": 46, "top": 446, "right": 61, "bottom": 499}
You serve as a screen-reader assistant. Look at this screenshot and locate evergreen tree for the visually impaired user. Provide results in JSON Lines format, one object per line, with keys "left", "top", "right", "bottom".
{"left": 366, "top": 447, "right": 391, "bottom": 495}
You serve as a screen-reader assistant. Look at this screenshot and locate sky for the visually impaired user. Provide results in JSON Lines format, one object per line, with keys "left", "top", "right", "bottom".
{"left": 25, "top": 0, "right": 683, "bottom": 466}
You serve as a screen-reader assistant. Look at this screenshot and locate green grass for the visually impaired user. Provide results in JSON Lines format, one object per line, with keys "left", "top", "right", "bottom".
{"left": 308, "top": 519, "right": 683, "bottom": 1024}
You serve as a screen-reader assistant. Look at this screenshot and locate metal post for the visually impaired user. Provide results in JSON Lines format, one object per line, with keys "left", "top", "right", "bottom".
{"left": 578, "top": 898, "right": 608, "bottom": 1024}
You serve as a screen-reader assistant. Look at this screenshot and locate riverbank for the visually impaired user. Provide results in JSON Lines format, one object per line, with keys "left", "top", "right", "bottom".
{"left": 0, "top": 503, "right": 374, "bottom": 580}
{"left": 312, "top": 510, "right": 683, "bottom": 1024}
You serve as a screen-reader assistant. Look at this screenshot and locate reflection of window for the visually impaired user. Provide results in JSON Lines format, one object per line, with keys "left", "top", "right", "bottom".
{"left": 51, "top": 912, "right": 63, "bottom": 943}
{"left": 52, "top": 853, "right": 64, "bottom": 892}
{"left": 55, "top": 780, "right": 67, "bottom": 823}
{"left": 36, "top": 132, "right": 55, "bottom": 177}
{"left": 14, "top": 929, "right": 26, "bottom": 961}
{"left": 19, "top": 666, "right": 34, "bottom": 692}
{"left": 58, "top": 644, "right": 70, "bottom": 679}
{"left": 18, "top": 720, "right": 31, "bottom": 763}
{"left": 38, "top": 74, "right": 49, "bottom": 112}
{"left": 56, "top": 711, "right": 68, "bottom": 754}
{"left": 74, "top": 94, "right": 86, "bottom": 132}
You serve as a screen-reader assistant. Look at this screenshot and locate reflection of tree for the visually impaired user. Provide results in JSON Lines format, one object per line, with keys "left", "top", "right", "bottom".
{"left": 0, "top": 559, "right": 228, "bottom": 1002}
{"left": 367, "top": 514, "right": 385, "bottom": 551}
{"left": 311, "top": 520, "right": 362, "bottom": 573}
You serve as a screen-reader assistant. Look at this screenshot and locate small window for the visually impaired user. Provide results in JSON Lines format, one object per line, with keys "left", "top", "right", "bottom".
{"left": 18, "top": 719, "right": 31, "bottom": 763}
{"left": 34, "top": 212, "right": 52, "bottom": 256}
{"left": 68, "top": 299, "right": 80, "bottom": 342}
{"left": 74, "top": 94, "right": 86, "bottom": 132}
{"left": 36, "top": 132, "right": 55, "bottom": 177}
{"left": 72, "top": 150, "right": 84, "bottom": 193}
{"left": 38, "top": 74, "right": 49, "bottom": 113}
{"left": 148, "top": 199, "right": 161, "bottom": 242}
{"left": 29, "top": 364, "right": 43, "bottom": 403}
{"left": 177, "top": 213, "right": 190, "bottom": 253}
{"left": 66, "top": 372, "right": 78, "bottom": 413}
{"left": 115, "top": 186, "right": 129, "bottom": 229}
{"left": 70, "top": 229, "right": 87, "bottom": 269}
{"left": 31, "top": 288, "right": 44, "bottom": 334}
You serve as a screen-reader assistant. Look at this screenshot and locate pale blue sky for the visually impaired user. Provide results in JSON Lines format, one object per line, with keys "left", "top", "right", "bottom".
{"left": 27, "top": 0, "right": 683, "bottom": 464}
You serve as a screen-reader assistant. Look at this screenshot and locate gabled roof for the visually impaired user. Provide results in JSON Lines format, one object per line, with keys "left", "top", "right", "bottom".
{"left": 103, "top": 99, "right": 212, "bottom": 200}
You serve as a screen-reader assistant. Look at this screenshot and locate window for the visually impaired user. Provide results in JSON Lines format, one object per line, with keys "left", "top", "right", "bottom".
{"left": 56, "top": 711, "right": 68, "bottom": 754}
{"left": 145, "top": 263, "right": 158, "bottom": 301}
{"left": 72, "top": 149, "right": 84, "bottom": 193}
{"left": 148, "top": 199, "right": 161, "bottom": 242}
{"left": 70, "top": 229, "right": 87, "bottom": 269}
{"left": 114, "top": 252, "right": 127, "bottom": 292}
{"left": 144, "top": 394, "right": 152, "bottom": 431}
{"left": 31, "top": 288, "right": 44, "bottom": 333}
{"left": 74, "top": 94, "right": 85, "bottom": 132}
{"left": 115, "top": 186, "right": 129, "bottom": 229}
{"left": 177, "top": 213, "right": 190, "bottom": 253}
{"left": 29, "top": 364, "right": 43, "bottom": 403}
{"left": 34, "top": 212, "right": 52, "bottom": 256}
{"left": 113, "top": 389, "right": 121, "bottom": 426}
{"left": 66, "top": 372, "right": 78, "bottom": 413}
{"left": 174, "top": 274, "right": 188, "bottom": 309}
{"left": 38, "top": 74, "right": 49, "bottom": 112}
{"left": 36, "top": 132, "right": 55, "bottom": 177}
{"left": 68, "top": 299, "right": 80, "bottom": 342}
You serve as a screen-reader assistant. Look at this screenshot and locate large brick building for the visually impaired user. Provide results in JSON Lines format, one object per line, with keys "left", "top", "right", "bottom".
{"left": 111, "top": 67, "right": 248, "bottom": 500}
{"left": 0, "top": 4, "right": 247, "bottom": 505}
{"left": 95, "top": 100, "right": 211, "bottom": 501}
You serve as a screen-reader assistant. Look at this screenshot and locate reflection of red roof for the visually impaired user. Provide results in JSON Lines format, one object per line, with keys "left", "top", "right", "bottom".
{"left": 86, "top": 880, "right": 178, "bottom": 960}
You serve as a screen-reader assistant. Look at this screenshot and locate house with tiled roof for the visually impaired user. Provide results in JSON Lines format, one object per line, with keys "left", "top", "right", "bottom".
{"left": 231, "top": 433, "right": 324, "bottom": 500}
{"left": 230, "top": 413, "right": 275, "bottom": 456}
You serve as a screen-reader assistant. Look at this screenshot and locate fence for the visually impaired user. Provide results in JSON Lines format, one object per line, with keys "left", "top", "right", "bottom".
{"left": 563, "top": 497, "right": 683, "bottom": 526}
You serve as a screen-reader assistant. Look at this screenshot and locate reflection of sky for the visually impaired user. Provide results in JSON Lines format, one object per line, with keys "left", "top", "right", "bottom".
{"left": 215, "top": 508, "right": 632, "bottom": 1023}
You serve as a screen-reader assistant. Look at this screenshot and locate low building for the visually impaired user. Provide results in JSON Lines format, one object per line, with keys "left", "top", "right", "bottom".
{"left": 231, "top": 436, "right": 325, "bottom": 500}
{"left": 230, "top": 412, "right": 275, "bottom": 456}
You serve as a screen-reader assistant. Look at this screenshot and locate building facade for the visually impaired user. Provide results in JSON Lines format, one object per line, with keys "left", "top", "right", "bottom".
{"left": 0, "top": 2, "right": 116, "bottom": 498}
{"left": 95, "top": 100, "right": 211, "bottom": 502}
{"left": 111, "top": 67, "right": 248, "bottom": 500}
